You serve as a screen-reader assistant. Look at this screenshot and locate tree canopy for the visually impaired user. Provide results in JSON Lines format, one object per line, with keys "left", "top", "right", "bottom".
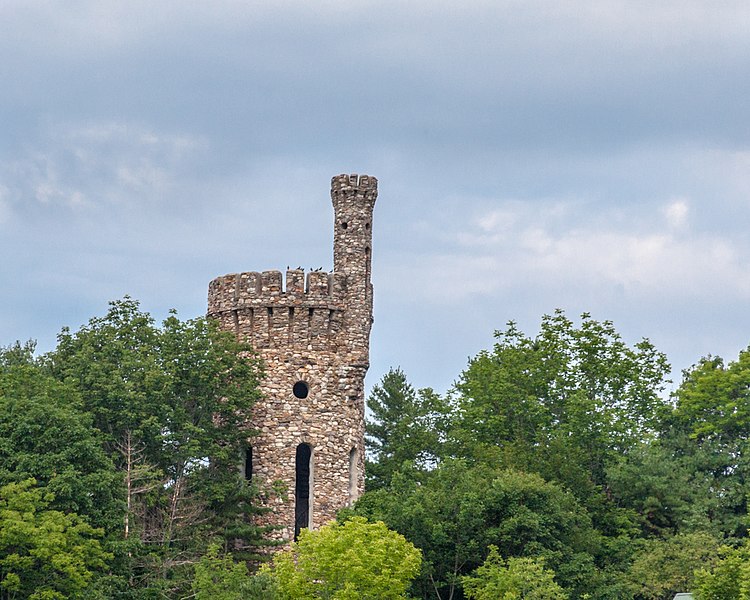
{"left": 357, "top": 311, "right": 749, "bottom": 599}
{"left": 3, "top": 302, "right": 750, "bottom": 599}
{"left": 0, "top": 299, "right": 268, "bottom": 598}
{"left": 269, "top": 517, "right": 421, "bottom": 599}
{"left": 0, "top": 479, "right": 109, "bottom": 600}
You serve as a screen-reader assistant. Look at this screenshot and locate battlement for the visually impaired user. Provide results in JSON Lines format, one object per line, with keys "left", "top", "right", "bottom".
{"left": 208, "top": 268, "right": 347, "bottom": 313}
{"left": 330, "top": 174, "right": 378, "bottom": 204}
{"left": 207, "top": 268, "right": 348, "bottom": 352}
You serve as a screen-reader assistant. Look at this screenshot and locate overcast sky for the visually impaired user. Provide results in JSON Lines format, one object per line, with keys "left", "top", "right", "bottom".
{"left": 1, "top": 1, "right": 749, "bottom": 395}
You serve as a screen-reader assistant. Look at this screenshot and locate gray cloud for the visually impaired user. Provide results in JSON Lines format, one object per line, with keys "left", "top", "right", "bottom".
{"left": 1, "top": 0, "right": 749, "bottom": 392}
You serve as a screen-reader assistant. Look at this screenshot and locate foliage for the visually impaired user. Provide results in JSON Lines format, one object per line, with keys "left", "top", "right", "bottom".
{"left": 462, "top": 546, "right": 567, "bottom": 600}
{"left": 366, "top": 368, "right": 448, "bottom": 490}
{"left": 606, "top": 439, "right": 715, "bottom": 536}
{"left": 270, "top": 517, "right": 421, "bottom": 599}
{"left": 0, "top": 479, "right": 110, "bottom": 600}
{"left": 7, "top": 301, "right": 750, "bottom": 599}
{"left": 674, "top": 351, "right": 750, "bottom": 443}
{"left": 625, "top": 533, "right": 720, "bottom": 599}
{"left": 192, "top": 544, "right": 278, "bottom": 600}
{"left": 452, "top": 311, "right": 670, "bottom": 492}
{"left": 0, "top": 341, "right": 37, "bottom": 369}
{"left": 693, "top": 541, "right": 750, "bottom": 600}
{"left": 672, "top": 351, "right": 750, "bottom": 538}
{"left": 46, "top": 298, "right": 268, "bottom": 593}
{"left": 351, "top": 461, "right": 603, "bottom": 599}
{"left": 0, "top": 356, "right": 121, "bottom": 532}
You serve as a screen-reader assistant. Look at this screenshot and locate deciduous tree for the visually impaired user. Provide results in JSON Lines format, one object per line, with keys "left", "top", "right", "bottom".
{"left": 462, "top": 546, "right": 567, "bottom": 600}
{"left": 451, "top": 310, "right": 670, "bottom": 514}
{"left": 48, "top": 298, "right": 268, "bottom": 593}
{"left": 0, "top": 479, "right": 110, "bottom": 600}
{"left": 270, "top": 517, "right": 421, "bottom": 599}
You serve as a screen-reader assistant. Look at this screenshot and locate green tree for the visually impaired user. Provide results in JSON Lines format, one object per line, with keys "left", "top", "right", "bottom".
{"left": 450, "top": 311, "right": 670, "bottom": 529}
{"left": 0, "top": 341, "right": 37, "bottom": 369}
{"left": 192, "top": 544, "right": 278, "bottom": 600}
{"left": 0, "top": 479, "right": 110, "bottom": 600}
{"left": 269, "top": 517, "right": 421, "bottom": 599}
{"left": 0, "top": 357, "right": 121, "bottom": 532}
{"left": 672, "top": 351, "right": 750, "bottom": 538}
{"left": 454, "top": 311, "right": 670, "bottom": 481}
{"left": 47, "top": 298, "right": 268, "bottom": 593}
{"left": 675, "top": 352, "right": 750, "bottom": 442}
{"left": 626, "top": 533, "right": 720, "bottom": 599}
{"left": 607, "top": 439, "right": 715, "bottom": 537}
{"left": 366, "top": 368, "right": 448, "bottom": 490}
{"left": 693, "top": 541, "right": 750, "bottom": 600}
{"left": 462, "top": 546, "right": 567, "bottom": 600}
{"left": 352, "top": 461, "right": 604, "bottom": 599}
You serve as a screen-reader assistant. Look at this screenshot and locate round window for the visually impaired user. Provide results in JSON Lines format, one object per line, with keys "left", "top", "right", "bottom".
{"left": 293, "top": 381, "right": 309, "bottom": 399}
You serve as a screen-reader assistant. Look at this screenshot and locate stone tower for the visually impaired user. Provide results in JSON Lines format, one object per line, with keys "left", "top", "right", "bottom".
{"left": 206, "top": 174, "right": 377, "bottom": 541}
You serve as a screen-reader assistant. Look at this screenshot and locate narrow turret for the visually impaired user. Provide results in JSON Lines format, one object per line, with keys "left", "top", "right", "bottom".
{"left": 331, "top": 174, "right": 377, "bottom": 364}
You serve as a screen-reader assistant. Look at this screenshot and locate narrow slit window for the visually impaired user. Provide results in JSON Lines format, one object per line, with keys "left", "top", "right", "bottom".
{"left": 295, "top": 443, "right": 313, "bottom": 540}
{"left": 349, "top": 447, "right": 359, "bottom": 504}
{"left": 244, "top": 445, "right": 253, "bottom": 482}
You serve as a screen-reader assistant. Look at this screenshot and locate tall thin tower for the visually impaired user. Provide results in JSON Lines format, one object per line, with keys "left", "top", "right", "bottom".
{"left": 206, "top": 174, "right": 377, "bottom": 541}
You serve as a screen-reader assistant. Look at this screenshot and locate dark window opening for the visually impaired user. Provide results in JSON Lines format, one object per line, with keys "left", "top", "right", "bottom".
{"left": 341, "top": 221, "right": 348, "bottom": 229}
{"left": 349, "top": 447, "right": 358, "bottom": 504}
{"left": 244, "top": 445, "right": 253, "bottom": 481}
{"left": 293, "top": 381, "right": 309, "bottom": 399}
{"left": 295, "top": 443, "right": 312, "bottom": 540}
{"left": 365, "top": 222, "right": 370, "bottom": 230}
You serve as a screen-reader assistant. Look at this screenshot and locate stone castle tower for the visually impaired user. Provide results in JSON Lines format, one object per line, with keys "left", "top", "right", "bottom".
{"left": 206, "top": 174, "right": 377, "bottom": 541}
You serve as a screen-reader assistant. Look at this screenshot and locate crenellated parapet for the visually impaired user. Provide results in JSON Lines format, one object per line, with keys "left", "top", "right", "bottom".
{"left": 330, "top": 173, "right": 378, "bottom": 206}
{"left": 207, "top": 269, "right": 349, "bottom": 351}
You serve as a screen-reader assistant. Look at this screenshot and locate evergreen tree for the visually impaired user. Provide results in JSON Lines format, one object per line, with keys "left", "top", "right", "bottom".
{"left": 366, "top": 368, "right": 447, "bottom": 489}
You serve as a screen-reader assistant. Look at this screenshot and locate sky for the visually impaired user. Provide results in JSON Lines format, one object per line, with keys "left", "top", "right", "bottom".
{"left": 1, "top": 1, "right": 749, "bottom": 395}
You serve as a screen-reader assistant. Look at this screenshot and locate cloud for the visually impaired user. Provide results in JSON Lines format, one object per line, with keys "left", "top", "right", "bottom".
{"left": 381, "top": 192, "right": 750, "bottom": 308}
{"left": 663, "top": 198, "right": 689, "bottom": 229}
{"left": 0, "top": 122, "right": 206, "bottom": 220}
{"left": 0, "top": 0, "right": 749, "bottom": 394}
{"left": 0, "top": 185, "right": 10, "bottom": 224}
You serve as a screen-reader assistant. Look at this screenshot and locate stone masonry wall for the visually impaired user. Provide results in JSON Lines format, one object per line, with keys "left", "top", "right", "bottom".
{"left": 207, "top": 174, "right": 377, "bottom": 542}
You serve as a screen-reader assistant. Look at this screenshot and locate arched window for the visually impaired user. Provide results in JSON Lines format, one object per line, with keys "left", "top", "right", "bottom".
{"left": 295, "top": 443, "right": 313, "bottom": 540}
{"left": 348, "top": 447, "right": 359, "bottom": 504}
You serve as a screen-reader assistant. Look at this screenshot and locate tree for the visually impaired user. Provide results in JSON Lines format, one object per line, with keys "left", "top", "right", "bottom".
{"left": 0, "top": 341, "right": 37, "bottom": 369}
{"left": 351, "top": 461, "right": 604, "bottom": 600}
{"left": 192, "top": 544, "right": 278, "bottom": 600}
{"left": 47, "top": 298, "right": 268, "bottom": 593}
{"left": 366, "top": 368, "right": 448, "bottom": 490}
{"left": 606, "top": 439, "right": 715, "bottom": 537}
{"left": 451, "top": 311, "right": 670, "bottom": 515}
{"left": 462, "top": 546, "right": 567, "bottom": 600}
{"left": 269, "top": 517, "right": 421, "bottom": 599}
{"left": 672, "top": 351, "right": 750, "bottom": 538}
{"left": 625, "top": 533, "right": 720, "bottom": 599}
{"left": 0, "top": 357, "right": 122, "bottom": 532}
{"left": 0, "top": 479, "right": 110, "bottom": 600}
{"left": 674, "top": 352, "right": 750, "bottom": 443}
{"left": 692, "top": 541, "right": 750, "bottom": 600}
